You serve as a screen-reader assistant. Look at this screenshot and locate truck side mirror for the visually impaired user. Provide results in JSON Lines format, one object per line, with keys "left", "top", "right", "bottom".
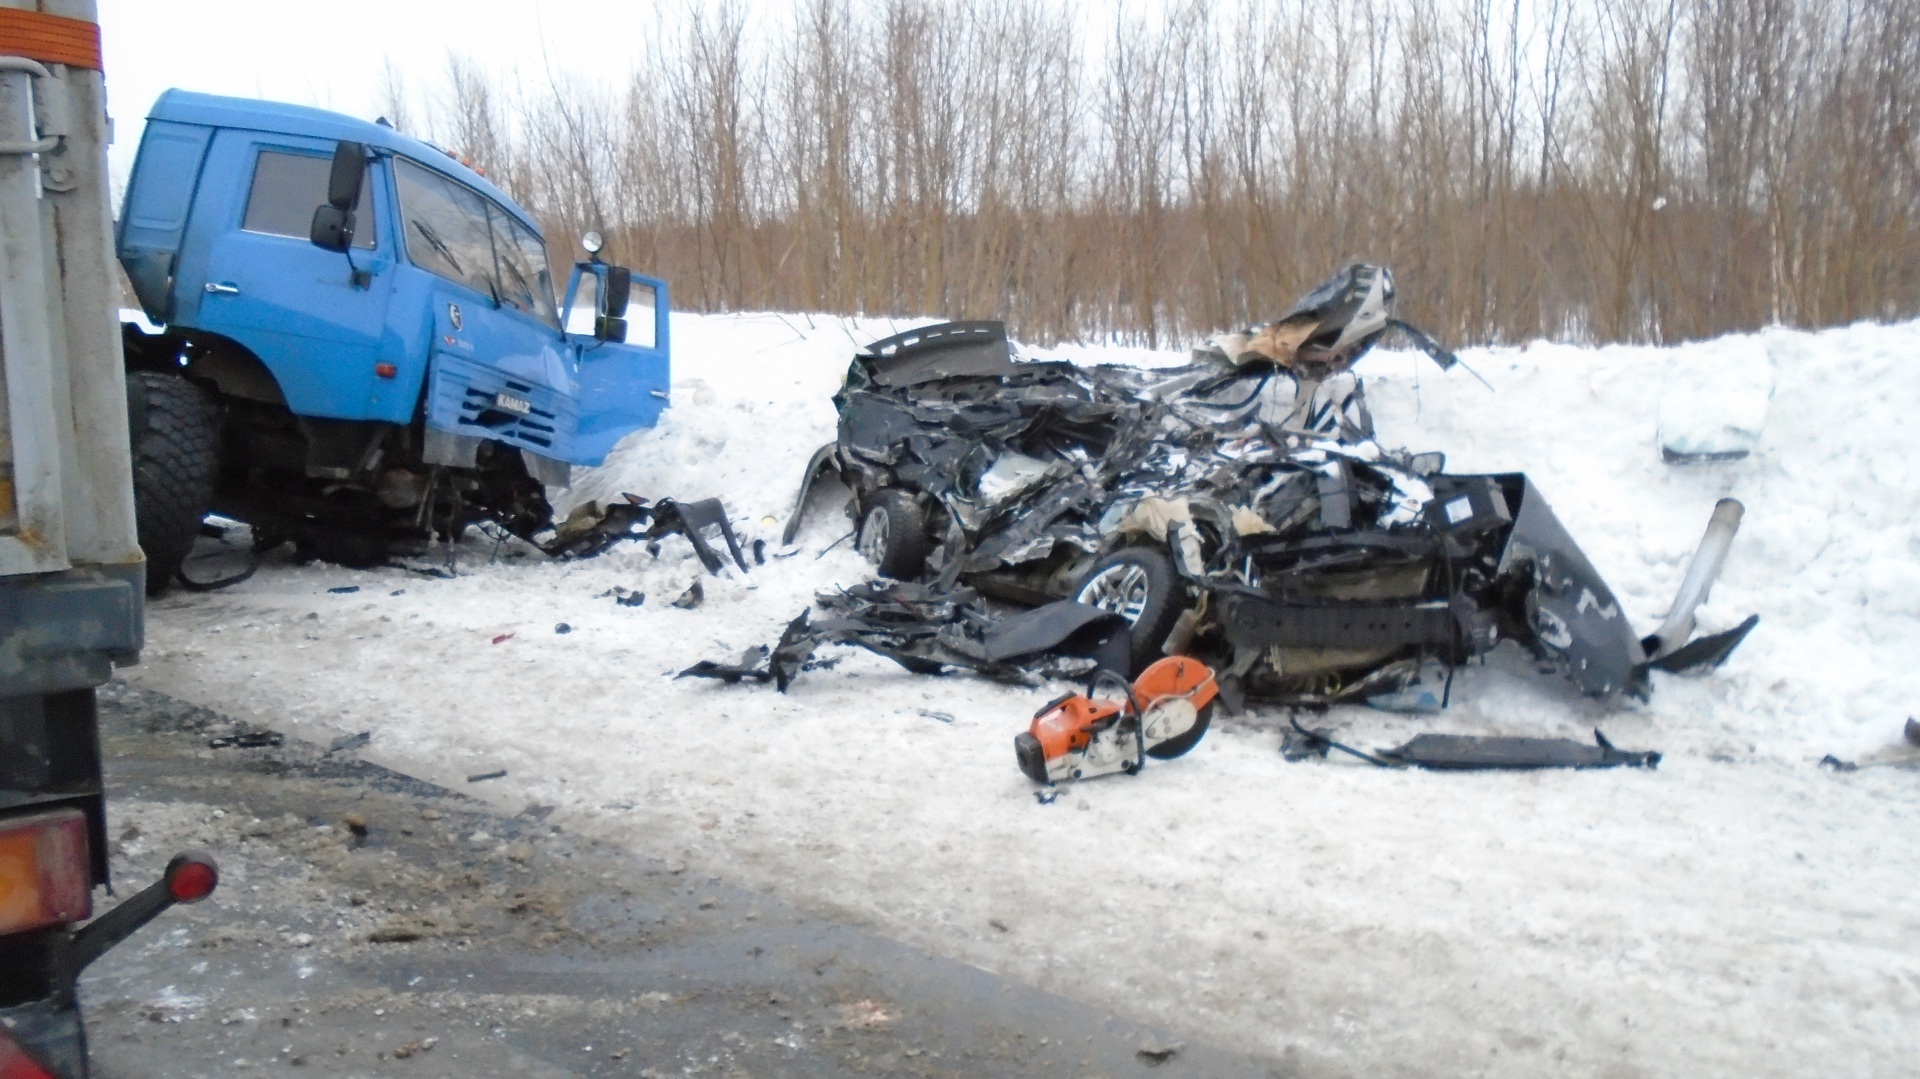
{"left": 603, "top": 266, "right": 632, "bottom": 318}
{"left": 596, "top": 266, "right": 631, "bottom": 341}
{"left": 310, "top": 205, "right": 355, "bottom": 252}
{"left": 310, "top": 140, "right": 366, "bottom": 253}
{"left": 326, "top": 141, "right": 366, "bottom": 210}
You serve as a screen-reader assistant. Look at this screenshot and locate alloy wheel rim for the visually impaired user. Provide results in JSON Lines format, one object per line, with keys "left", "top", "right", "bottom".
{"left": 858, "top": 508, "right": 890, "bottom": 564}
{"left": 1078, "top": 562, "right": 1151, "bottom": 624}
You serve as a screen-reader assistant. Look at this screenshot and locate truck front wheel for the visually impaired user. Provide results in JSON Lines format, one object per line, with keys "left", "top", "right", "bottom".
{"left": 128, "top": 372, "right": 220, "bottom": 595}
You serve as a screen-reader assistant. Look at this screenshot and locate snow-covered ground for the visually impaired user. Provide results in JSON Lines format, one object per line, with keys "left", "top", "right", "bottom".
{"left": 127, "top": 312, "right": 1920, "bottom": 1078}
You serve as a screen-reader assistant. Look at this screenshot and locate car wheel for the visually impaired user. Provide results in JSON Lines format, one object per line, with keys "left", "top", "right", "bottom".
{"left": 857, "top": 489, "right": 929, "bottom": 580}
{"left": 128, "top": 372, "right": 220, "bottom": 595}
{"left": 1072, "top": 546, "right": 1185, "bottom": 674}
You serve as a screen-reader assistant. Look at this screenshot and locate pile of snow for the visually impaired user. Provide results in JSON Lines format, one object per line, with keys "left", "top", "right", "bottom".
{"left": 128, "top": 312, "right": 1920, "bottom": 1077}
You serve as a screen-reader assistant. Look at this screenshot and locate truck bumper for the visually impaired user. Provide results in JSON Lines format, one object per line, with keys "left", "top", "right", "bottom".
{"left": 0, "top": 563, "right": 143, "bottom": 698}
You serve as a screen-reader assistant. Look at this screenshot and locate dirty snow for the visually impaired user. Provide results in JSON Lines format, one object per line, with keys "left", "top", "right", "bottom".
{"left": 125, "top": 312, "right": 1920, "bottom": 1078}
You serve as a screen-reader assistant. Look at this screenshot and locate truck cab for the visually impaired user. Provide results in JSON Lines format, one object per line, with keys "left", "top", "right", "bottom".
{"left": 114, "top": 90, "right": 670, "bottom": 582}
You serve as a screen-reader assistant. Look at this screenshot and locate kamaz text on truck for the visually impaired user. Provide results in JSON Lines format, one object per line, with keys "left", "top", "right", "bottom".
{"left": 115, "top": 90, "right": 671, "bottom": 587}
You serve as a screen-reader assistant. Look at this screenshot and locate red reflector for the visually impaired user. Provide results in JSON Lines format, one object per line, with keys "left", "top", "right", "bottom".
{"left": 166, "top": 856, "right": 218, "bottom": 903}
{"left": 374, "top": 362, "right": 398, "bottom": 378}
{"left": 0, "top": 809, "right": 91, "bottom": 936}
{"left": 0, "top": 1024, "right": 61, "bottom": 1079}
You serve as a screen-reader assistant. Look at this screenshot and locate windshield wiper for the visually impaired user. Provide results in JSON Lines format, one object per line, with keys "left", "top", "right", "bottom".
{"left": 410, "top": 219, "right": 464, "bottom": 275}
{"left": 499, "top": 258, "right": 535, "bottom": 305}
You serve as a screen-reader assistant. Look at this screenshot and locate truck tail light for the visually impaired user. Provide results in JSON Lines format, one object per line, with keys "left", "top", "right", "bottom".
{"left": 165, "top": 854, "right": 217, "bottom": 903}
{"left": 0, "top": 1029, "right": 61, "bottom": 1079}
{"left": 0, "top": 809, "right": 91, "bottom": 936}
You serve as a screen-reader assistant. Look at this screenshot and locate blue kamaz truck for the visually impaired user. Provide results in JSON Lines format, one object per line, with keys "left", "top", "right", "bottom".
{"left": 115, "top": 90, "right": 671, "bottom": 585}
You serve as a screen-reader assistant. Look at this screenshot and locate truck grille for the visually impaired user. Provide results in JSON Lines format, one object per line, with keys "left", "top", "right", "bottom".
{"left": 458, "top": 378, "right": 557, "bottom": 449}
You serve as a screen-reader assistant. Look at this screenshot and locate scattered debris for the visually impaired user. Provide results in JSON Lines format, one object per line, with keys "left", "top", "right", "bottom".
{"left": 326, "top": 585, "right": 360, "bottom": 594}
{"left": 915, "top": 708, "right": 956, "bottom": 723}
{"left": 555, "top": 622, "right": 573, "bottom": 634}
{"left": 1136, "top": 1038, "right": 1184, "bottom": 1065}
{"left": 1281, "top": 719, "right": 1659, "bottom": 771}
{"left": 1379, "top": 730, "right": 1660, "bottom": 770}
{"left": 1816, "top": 718, "right": 1920, "bottom": 772}
{"left": 207, "top": 731, "right": 283, "bottom": 749}
{"left": 1032, "top": 789, "right": 1059, "bottom": 805}
{"left": 670, "top": 581, "right": 705, "bottom": 610}
{"left": 341, "top": 813, "right": 369, "bottom": 837}
{"left": 367, "top": 926, "right": 424, "bottom": 944}
{"left": 467, "top": 770, "right": 507, "bottom": 783}
{"left": 391, "top": 1038, "right": 436, "bottom": 1059}
{"left": 323, "top": 731, "right": 371, "bottom": 757}
{"left": 491, "top": 632, "right": 515, "bottom": 645}
{"left": 988, "top": 918, "right": 1009, "bottom": 932}
{"left": 389, "top": 588, "right": 406, "bottom": 596}
{"left": 831, "top": 999, "right": 893, "bottom": 1030}
{"left": 681, "top": 585, "right": 1135, "bottom": 692}
{"left": 546, "top": 493, "right": 750, "bottom": 573}
{"left": 782, "top": 267, "right": 1753, "bottom": 708}
{"left": 618, "top": 591, "right": 646, "bottom": 607}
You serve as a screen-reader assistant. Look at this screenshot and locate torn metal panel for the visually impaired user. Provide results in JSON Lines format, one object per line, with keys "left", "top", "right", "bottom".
{"left": 1496, "top": 477, "right": 1648, "bottom": 698}
{"left": 857, "top": 320, "right": 1022, "bottom": 387}
{"left": 542, "top": 494, "right": 749, "bottom": 574}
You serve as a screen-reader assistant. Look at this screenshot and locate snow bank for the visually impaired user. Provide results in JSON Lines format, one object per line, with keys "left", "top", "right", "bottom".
{"left": 128, "top": 312, "right": 1920, "bottom": 1078}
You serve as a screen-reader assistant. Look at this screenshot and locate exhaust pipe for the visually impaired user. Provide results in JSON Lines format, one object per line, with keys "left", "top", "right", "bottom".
{"left": 1644, "top": 498, "right": 1744, "bottom": 660}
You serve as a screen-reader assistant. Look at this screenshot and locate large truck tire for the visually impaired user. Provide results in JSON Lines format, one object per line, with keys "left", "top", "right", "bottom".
{"left": 128, "top": 372, "right": 220, "bottom": 595}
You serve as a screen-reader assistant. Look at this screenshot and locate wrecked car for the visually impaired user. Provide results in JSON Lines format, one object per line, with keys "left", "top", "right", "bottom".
{"left": 783, "top": 264, "right": 1756, "bottom": 708}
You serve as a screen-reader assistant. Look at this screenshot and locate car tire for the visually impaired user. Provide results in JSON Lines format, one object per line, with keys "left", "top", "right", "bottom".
{"left": 857, "top": 489, "right": 929, "bottom": 580}
{"left": 129, "top": 372, "right": 220, "bottom": 595}
{"left": 1072, "top": 546, "right": 1186, "bottom": 674}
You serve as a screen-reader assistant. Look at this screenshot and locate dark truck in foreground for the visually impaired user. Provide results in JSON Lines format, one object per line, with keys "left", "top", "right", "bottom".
{"left": 2, "top": 7, "right": 214, "bottom": 1078}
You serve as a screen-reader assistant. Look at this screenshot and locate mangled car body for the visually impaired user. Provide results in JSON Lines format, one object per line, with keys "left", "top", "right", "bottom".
{"left": 786, "top": 265, "right": 1755, "bottom": 708}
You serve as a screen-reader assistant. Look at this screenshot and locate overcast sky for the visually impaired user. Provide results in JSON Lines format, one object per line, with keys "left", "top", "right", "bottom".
{"left": 94, "top": 0, "right": 1146, "bottom": 192}
{"left": 96, "top": 1, "right": 681, "bottom": 187}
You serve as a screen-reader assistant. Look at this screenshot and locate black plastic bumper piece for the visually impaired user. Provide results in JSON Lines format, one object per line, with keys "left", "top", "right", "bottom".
{"left": 0, "top": 563, "right": 144, "bottom": 698}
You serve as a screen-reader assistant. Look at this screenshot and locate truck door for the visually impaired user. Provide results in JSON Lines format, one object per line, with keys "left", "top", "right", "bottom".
{"left": 193, "top": 133, "right": 393, "bottom": 418}
{"left": 392, "top": 157, "right": 575, "bottom": 462}
{"left": 565, "top": 268, "right": 672, "bottom": 464}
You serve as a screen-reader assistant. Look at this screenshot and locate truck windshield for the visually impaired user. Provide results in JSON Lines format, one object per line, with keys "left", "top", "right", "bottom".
{"left": 394, "top": 158, "right": 558, "bottom": 330}
{"left": 494, "top": 213, "right": 559, "bottom": 331}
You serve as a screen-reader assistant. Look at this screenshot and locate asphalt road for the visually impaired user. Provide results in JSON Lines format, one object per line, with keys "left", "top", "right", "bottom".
{"left": 79, "top": 682, "right": 1284, "bottom": 1078}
